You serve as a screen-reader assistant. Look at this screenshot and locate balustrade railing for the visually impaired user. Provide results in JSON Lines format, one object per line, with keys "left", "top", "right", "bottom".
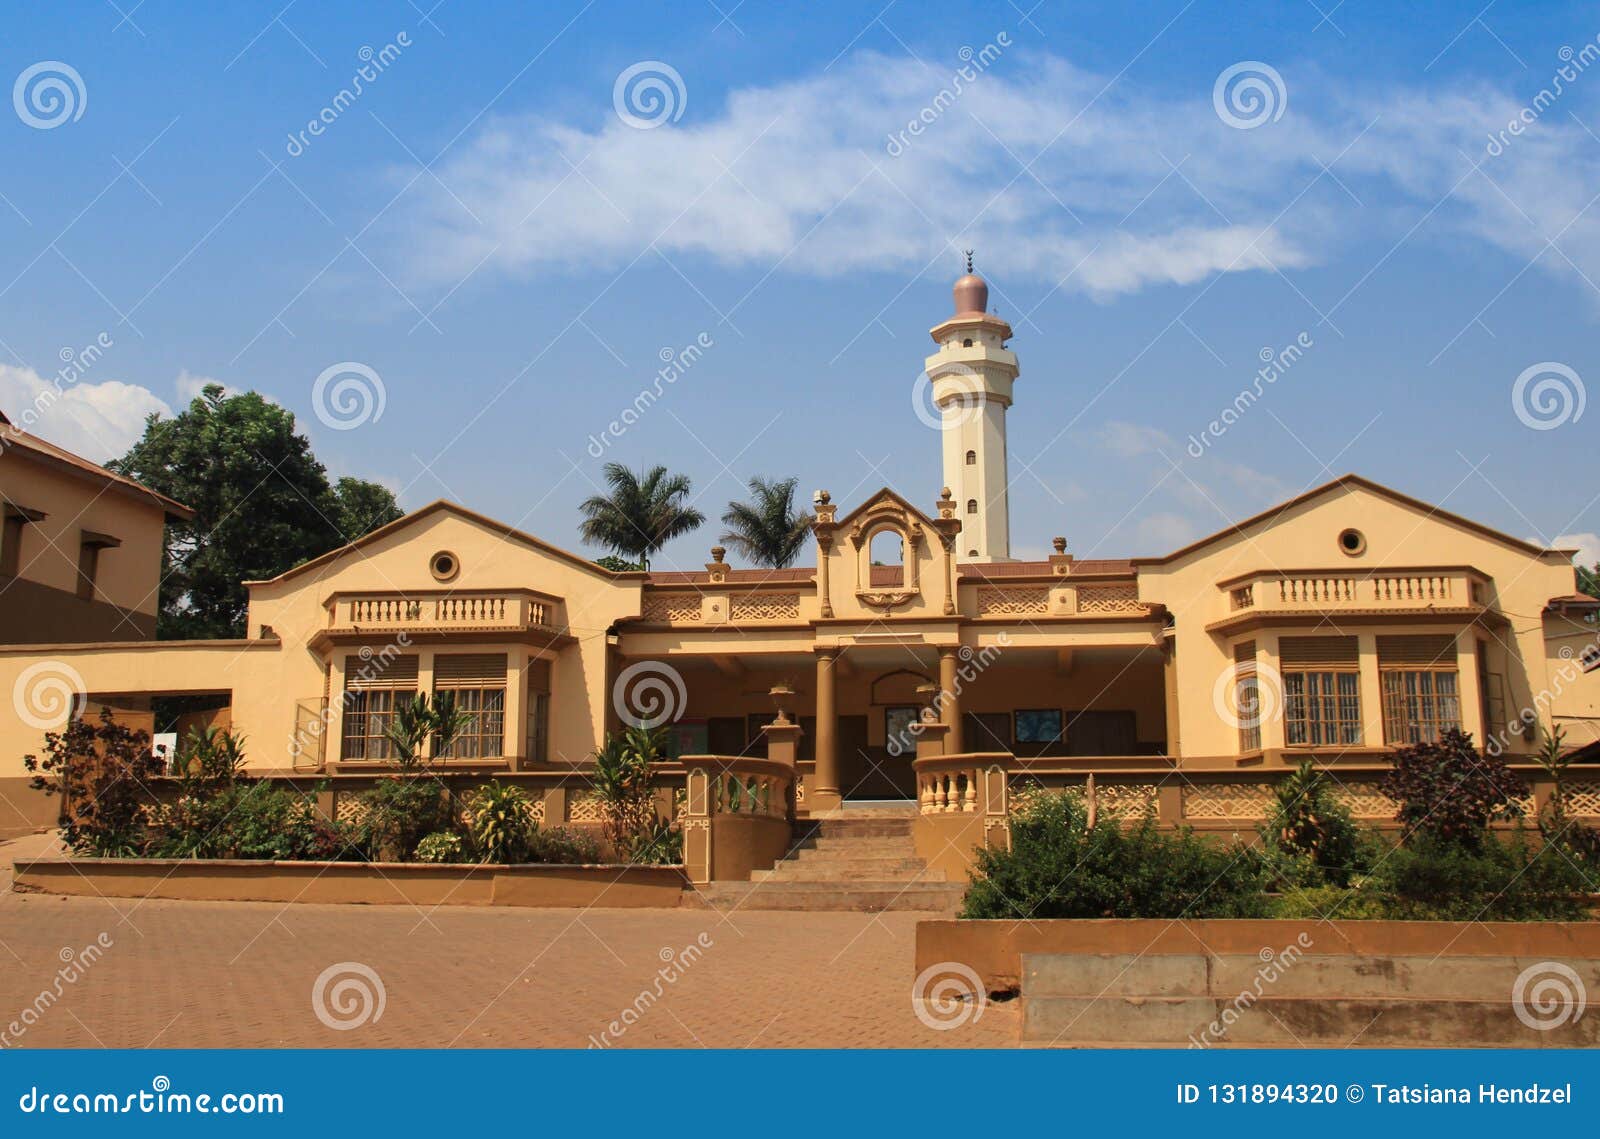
{"left": 340, "top": 594, "right": 552, "bottom": 629}
{"left": 1219, "top": 569, "right": 1488, "bottom": 619}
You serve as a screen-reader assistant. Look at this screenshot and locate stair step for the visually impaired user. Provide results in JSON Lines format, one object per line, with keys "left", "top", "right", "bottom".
{"left": 752, "top": 865, "right": 947, "bottom": 883}
{"left": 772, "top": 856, "right": 930, "bottom": 871}
{"left": 688, "top": 882, "right": 964, "bottom": 913}
{"left": 803, "top": 837, "right": 919, "bottom": 854}
{"left": 803, "top": 820, "right": 916, "bottom": 839}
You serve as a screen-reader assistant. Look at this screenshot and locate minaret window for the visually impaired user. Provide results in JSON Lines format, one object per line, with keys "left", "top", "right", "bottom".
{"left": 966, "top": 499, "right": 977, "bottom": 514}
{"left": 965, "top": 450, "right": 976, "bottom": 465}
{"left": 962, "top": 338, "right": 973, "bottom": 347}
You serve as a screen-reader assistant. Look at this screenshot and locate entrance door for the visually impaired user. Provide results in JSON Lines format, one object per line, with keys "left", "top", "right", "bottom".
{"left": 838, "top": 714, "right": 917, "bottom": 800}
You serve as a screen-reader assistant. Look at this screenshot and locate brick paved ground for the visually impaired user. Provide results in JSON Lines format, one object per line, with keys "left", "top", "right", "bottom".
{"left": 0, "top": 834, "right": 1016, "bottom": 1049}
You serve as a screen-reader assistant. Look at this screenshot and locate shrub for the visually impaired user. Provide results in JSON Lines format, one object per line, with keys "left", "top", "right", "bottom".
{"left": 462, "top": 781, "right": 537, "bottom": 863}
{"left": 1534, "top": 723, "right": 1600, "bottom": 873}
{"left": 1379, "top": 728, "right": 1527, "bottom": 850}
{"left": 961, "top": 791, "right": 1270, "bottom": 920}
{"left": 628, "top": 817, "right": 684, "bottom": 865}
{"left": 357, "top": 775, "right": 452, "bottom": 860}
{"left": 150, "top": 778, "right": 352, "bottom": 861}
{"left": 1370, "top": 831, "right": 1591, "bottom": 921}
{"left": 25, "top": 708, "right": 165, "bottom": 856}
{"left": 1260, "top": 761, "right": 1362, "bottom": 887}
{"left": 526, "top": 825, "right": 602, "bottom": 865}
{"left": 414, "top": 831, "right": 465, "bottom": 863}
{"left": 590, "top": 727, "right": 676, "bottom": 861}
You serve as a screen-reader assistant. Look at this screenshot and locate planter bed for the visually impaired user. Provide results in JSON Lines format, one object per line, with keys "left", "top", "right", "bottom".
{"left": 12, "top": 856, "right": 689, "bottom": 909}
{"left": 916, "top": 918, "right": 1600, "bottom": 1048}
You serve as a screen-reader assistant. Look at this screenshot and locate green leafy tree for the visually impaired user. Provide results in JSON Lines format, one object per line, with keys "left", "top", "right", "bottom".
{"left": 108, "top": 384, "right": 402, "bottom": 638}
{"left": 720, "top": 476, "right": 815, "bottom": 569}
{"left": 1578, "top": 562, "right": 1599, "bottom": 600}
{"left": 577, "top": 463, "right": 704, "bottom": 570}
{"left": 593, "top": 555, "right": 643, "bottom": 573}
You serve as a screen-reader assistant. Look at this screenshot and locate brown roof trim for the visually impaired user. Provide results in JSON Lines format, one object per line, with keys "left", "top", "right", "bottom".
{"left": 246, "top": 500, "right": 647, "bottom": 587}
{"left": 0, "top": 637, "right": 272, "bottom": 654}
{"left": 1, "top": 427, "right": 193, "bottom": 521}
{"left": 1134, "top": 474, "right": 1558, "bottom": 565}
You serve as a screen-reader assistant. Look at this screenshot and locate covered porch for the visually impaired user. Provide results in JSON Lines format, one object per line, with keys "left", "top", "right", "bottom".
{"left": 613, "top": 639, "right": 1171, "bottom": 812}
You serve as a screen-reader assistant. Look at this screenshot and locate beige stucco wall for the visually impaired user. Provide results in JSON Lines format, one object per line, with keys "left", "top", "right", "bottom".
{"left": 0, "top": 449, "right": 167, "bottom": 640}
{"left": 0, "top": 480, "right": 1594, "bottom": 832}
{"left": 244, "top": 507, "right": 643, "bottom": 767}
{"left": 1137, "top": 480, "right": 1592, "bottom": 761}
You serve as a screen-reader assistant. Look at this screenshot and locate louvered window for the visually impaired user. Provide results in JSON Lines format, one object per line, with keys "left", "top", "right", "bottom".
{"left": 1234, "top": 641, "right": 1261, "bottom": 753}
{"left": 1378, "top": 635, "right": 1460, "bottom": 744}
{"left": 1279, "top": 637, "right": 1362, "bottom": 746}
{"left": 433, "top": 654, "right": 507, "bottom": 759}
{"left": 341, "top": 654, "right": 418, "bottom": 760}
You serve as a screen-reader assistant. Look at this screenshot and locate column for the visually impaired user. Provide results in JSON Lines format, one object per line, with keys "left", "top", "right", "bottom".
{"left": 1356, "top": 632, "right": 1385, "bottom": 750}
{"left": 503, "top": 648, "right": 527, "bottom": 770}
{"left": 939, "top": 647, "right": 964, "bottom": 754}
{"left": 812, "top": 649, "right": 840, "bottom": 811}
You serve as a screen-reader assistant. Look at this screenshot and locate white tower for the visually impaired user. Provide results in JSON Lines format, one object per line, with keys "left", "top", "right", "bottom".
{"left": 923, "top": 256, "right": 1017, "bottom": 562}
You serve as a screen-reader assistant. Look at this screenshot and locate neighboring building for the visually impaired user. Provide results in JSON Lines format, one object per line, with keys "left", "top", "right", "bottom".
{"left": 1, "top": 273, "right": 1597, "bottom": 850}
{"left": 0, "top": 409, "right": 191, "bottom": 644}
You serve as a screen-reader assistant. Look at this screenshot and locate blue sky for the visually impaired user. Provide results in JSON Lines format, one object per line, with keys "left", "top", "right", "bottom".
{"left": 2, "top": 0, "right": 1597, "bottom": 573}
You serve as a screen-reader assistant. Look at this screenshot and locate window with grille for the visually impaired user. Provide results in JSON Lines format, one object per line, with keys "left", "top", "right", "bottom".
{"left": 1234, "top": 641, "right": 1260, "bottom": 753}
{"left": 527, "top": 658, "right": 551, "bottom": 763}
{"left": 1379, "top": 634, "right": 1460, "bottom": 744}
{"left": 434, "top": 653, "right": 507, "bottom": 759}
{"left": 340, "top": 654, "right": 418, "bottom": 760}
{"left": 1280, "top": 636, "right": 1362, "bottom": 746}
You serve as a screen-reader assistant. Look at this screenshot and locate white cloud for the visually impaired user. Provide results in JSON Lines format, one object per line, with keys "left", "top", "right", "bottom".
{"left": 1555, "top": 532, "right": 1600, "bottom": 567}
{"left": 385, "top": 52, "right": 1600, "bottom": 305}
{"left": 0, "top": 365, "right": 170, "bottom": 463}
{"left": 1100, "top": 421, "right": 1172, "bottom": 458}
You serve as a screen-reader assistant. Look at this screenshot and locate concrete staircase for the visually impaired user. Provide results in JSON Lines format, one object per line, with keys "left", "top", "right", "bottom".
{"left": 687, "top": 806, "right": 966, "bottom": 913}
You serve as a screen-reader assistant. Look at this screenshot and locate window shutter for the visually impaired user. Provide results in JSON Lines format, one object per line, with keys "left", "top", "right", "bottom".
{"left": 344, "top": 654, "right": 418, "bottom": 691}
{"left": 1377, "top": 635, "right": 1457, "bottom": 667}
{"left": 1278, "top": 636, "right": 1359, "bottom": 667}
{"left": 433, "top": 653, "right": 507, "bottom": 685}
{"left": 1234, "top": 640, "right": 1256, "bottom": 666}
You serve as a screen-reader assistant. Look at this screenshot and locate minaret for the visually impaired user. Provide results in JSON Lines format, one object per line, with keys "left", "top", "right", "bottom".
{"left": 924, "top": 254, "right": 1017, "bottom": 562}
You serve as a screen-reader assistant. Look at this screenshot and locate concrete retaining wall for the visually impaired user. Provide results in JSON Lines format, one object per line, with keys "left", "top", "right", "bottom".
{"left": 13, "top": 857, "right": 688, "bottom": 908}
{"left": 916, "top": 918, "right": 1600, "bottom": 1048}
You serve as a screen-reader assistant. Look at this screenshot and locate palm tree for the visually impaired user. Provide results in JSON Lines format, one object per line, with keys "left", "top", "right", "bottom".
{"left": 720, "top": 477, "right": 815, "bottom": 569}
{"left": 578, "top": 463, "right": 705, "bottom": 570}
